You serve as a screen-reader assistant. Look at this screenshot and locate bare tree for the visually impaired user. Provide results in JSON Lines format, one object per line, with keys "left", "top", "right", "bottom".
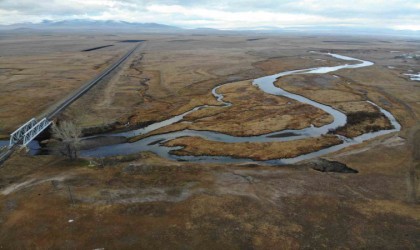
{"left": 51, "top": 121, "right": 82, "bottom": 160}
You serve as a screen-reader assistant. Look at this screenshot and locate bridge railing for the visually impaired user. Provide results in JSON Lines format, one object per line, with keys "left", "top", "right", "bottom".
{"left": 9, "top": 118, "right": 37, "bottom": 148}
{"left": 22, "top": 118, "right": 52, "bottom": 146}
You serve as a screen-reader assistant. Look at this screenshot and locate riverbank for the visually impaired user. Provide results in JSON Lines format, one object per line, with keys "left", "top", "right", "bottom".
{"left": 76, "top": 52, "right": 401, "bottom": 166}
{"left": 1, "top": 33, "right": 419, "bottom": 249}
{"left": 165, "top": 135, "right": 342, "bottom": 161}
{"left": 127, "top": 80, "right": 333, "bottom": 141}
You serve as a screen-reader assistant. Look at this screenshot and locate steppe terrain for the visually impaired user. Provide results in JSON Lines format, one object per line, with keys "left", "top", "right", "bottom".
{"left": 0, "top": 31, "right": 419, "bottom": 249}
{"left": 0, "top": 34, "right": 136, "bottom": 138}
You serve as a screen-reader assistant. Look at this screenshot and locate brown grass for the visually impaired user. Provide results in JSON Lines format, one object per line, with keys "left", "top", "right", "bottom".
{"left": 1, "top": 33, "right": 419, "bottom": 249}
{"left": 165, "top": 135, "right": 342, "bottom": 161}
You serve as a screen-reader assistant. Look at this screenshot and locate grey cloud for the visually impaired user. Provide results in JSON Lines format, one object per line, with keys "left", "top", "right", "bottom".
{"left": 0, "top": 0, "right": 103, "bottom": 15}
{"left": 1, "top": 0, "right": 418, "bottom": 17}
{"left": 0, "top": 0, "right": 418, "bottom": 30}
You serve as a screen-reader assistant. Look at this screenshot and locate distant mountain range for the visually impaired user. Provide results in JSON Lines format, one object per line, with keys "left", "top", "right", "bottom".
{"left": 0, "top": 19, "right": 419, "bottom": 37}
{"left": 0, "top": 19, "right": 181, "bottom": 32}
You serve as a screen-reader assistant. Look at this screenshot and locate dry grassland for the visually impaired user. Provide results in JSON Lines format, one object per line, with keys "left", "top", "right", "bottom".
{"left": 0, "top": 33, "right": 419, "bottom": 249}
{"left": 165, "top": 135, "right": 342, "bottom": 160}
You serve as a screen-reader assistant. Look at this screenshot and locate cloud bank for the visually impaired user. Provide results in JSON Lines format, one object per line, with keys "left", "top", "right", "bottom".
{"left": 0, "top": 0, "right": 419, "bottom": 30}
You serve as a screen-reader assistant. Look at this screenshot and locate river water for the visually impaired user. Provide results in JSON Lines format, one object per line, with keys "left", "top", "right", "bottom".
{"left": 79, "top": 52, "right": 401, "bottom": 164}
{"left": 5, "top": 52, "right": 401, "bottom": 165}
{"left": 0, "top": 140, "right": 41, "bottom": 156}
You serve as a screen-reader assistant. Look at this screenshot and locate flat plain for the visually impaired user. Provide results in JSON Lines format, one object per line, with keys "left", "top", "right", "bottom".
{"left": 0, "top": 31, "right": 419, "bottom": 249}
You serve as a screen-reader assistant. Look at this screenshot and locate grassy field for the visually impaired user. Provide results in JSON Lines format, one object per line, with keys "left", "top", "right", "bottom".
{"left": 0, "top": 32, "right": 419, "bottom": 248}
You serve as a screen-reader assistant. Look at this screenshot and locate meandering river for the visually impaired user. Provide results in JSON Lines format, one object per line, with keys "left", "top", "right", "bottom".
{"left": 33, "top": 53, "right": 404, "bottom": 164}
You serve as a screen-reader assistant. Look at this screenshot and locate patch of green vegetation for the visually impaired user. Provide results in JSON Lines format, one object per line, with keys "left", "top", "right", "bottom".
{"left": 68, "top": 158, "right": 91, "bottom": 167}
{"left": 345, "top": 111, "right": 382, "bottom": 125}
{"left": 329, "top": 111, "right": 393, "bottom": 136}
{"left": 165, "top": 187, "right": 183, "bottom": 196}
{"left": 98, "top": 153, "right": 145, "bottom": 166}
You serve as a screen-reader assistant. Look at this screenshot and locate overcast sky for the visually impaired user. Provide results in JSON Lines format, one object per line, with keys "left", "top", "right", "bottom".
{"left": 0, "top": 0, "right": 419, "bottom": 30}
